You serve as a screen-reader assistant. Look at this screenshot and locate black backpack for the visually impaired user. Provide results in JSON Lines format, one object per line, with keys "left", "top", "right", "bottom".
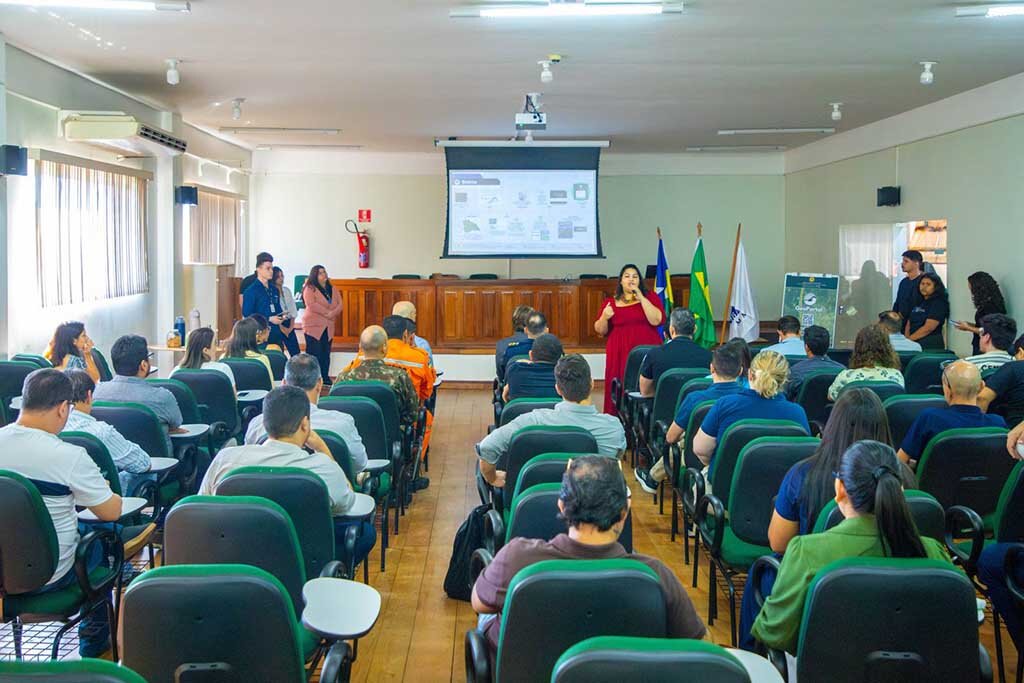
{"left": 444, "top": 503, "right": 491, "bottom": 601}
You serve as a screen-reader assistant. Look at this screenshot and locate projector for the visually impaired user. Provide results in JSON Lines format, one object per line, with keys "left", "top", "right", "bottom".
{"left": 515, "top": 112, "right": 547, "bottom": 131}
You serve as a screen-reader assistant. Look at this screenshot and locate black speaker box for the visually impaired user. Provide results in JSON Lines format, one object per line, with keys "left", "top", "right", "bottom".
{"left": 877, "top": 186, "right": 901, "bottom": 207}
{"left": 1, "top": 145, "right": 28, "bottom": 176}
{"left": 175, "top": 186, "right": 199, "bottom": 205}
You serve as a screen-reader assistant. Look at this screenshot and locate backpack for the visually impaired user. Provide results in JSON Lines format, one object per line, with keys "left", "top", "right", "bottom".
{"left": 444, "top": 503, "right": 491, "bottom": 601}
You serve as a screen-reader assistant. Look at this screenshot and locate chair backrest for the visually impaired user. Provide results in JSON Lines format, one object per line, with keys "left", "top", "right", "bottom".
{"left": 502, "top": 426, "right": 599, "bottom": 504}
{"left": 91, "top": 401, "right": 171, "bottom": 458}
{"left": 795, "top": 557, "right": 981, "bottom": 682}
{"left": 680, "top": 400, "right": 716, "bottom": 474}
{"left": 0, "top": 659, "right": 148, "bottom": 683}
{"left": 826, "top": 348, "right": 852, "bottom": 367}
{"left": 265, "top": 349, "right": 287, "bottom": 381}
{"left": 728, "top": 437, "right": 820, "bottom": 546}
{"left": 329, "top": 380, "right": 401, "bottom": 449}
{"left": 505, "top": 483, "right": 633, "bottom": 553}
{"left": 903, "top": 352, "right": 957, "bottom": 394}
{"left": 709, "top": 419, "right": 810, "bottom": 503}
{"left": 392, "top": 273, "right": 422, "bottom": 279}
{"left": 622, "top": 345, "right": 658, "bottom": 395}
{"left": 0, "top": 470, "right": 59, "bottom": 595}
{"left": 500, "top": 398, "right": 560, "bottom": 427}
{"left": 469, "top": 273, "right": 499, "bottom": 279}
{"left": 676, "top": 377, "right": 713, "bottom": 412}
{"left": 916, "top": 427, "right": 1014, "bottom": 522}
{"left": 10, "top": 353, "right": 52, "bottom": 369}
{"left": 839, "top": 380, "right": 906, "bottom": 403}
{"left": 121, "top": 564, "right": 307, "bottom": 683}
{"left": 648, "top": 368, "right": 709, "bottom": 441}
{"left": 91, "top": 349, "right": 113, "bottom": 382}
{"left": 795, "top": 368, "right": 844, "bottom": 425}
{"left": 215, "top": 466, "right": 336, "bottom": 581}
{"left": 883, "top": 394, "right": 948, "bottom": 448}
{"left": 319, "top": 396, "right": 390, "bottom": 461}
{"left": 994, "top": 461, "right": 1024, "bottom": 543}
{"left": 163, "top": 495, "right": 307, "bottom": 616}
{"left": 551, "top": 636, "right": 751, "bottom": 683}
{"left": 512, "top": 453, "right": 572, "bottom": 500}
{"left": 222, "top": 357, "right": 273, "bottom": 391}
{"left": 147, "top": 378, "right": 203, "bottom": 424}
{"left": 59, "top": 431, "right": 121, "bottom": 494}
{"left": 0, "top": 360, "right": 37, "bottom": 403}
{"left": 495, "top": 559, "right": 668, "bottom": 683}
{"left": 578, "top": 274, "right": 607, "bottom": 280}
{"left": 813, "top": 490, "right": 947, "bottom": 542}
{"left": 315, "top": 428, "right": 355, "bottom": 481}
{"left": 896, "top": 350, "right": 920, "bottom": 370}
{"left": 169, "top": 368, "right": 241, "bottom": 435}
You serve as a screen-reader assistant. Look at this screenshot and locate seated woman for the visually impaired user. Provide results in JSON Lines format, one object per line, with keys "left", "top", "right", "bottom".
{"left": 247, "top": 313, "right": 283, "bottom": 353}
{"left": 45, "top": 321, "right": 101, "bottom": 382}
{"left": 171, "top": 327, "right": 236, "bottom": 391}
{"left": 751, "top": 440, "right": 955, "bottom": 654}
{"left": 827, "top": 325, "right": 904, "bottom": 401}
{"left": 225, "top": 317, "right": 274, "bottom": 385}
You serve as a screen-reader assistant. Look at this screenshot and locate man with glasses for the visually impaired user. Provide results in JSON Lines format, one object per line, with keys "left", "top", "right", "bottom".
{"left": 896, "top": 360, "right": 1005, "bottom": 468}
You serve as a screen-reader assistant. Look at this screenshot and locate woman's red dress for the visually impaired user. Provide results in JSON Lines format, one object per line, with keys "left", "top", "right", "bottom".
{"left": 597, "top": 291, "right": 665, "bottom": 415}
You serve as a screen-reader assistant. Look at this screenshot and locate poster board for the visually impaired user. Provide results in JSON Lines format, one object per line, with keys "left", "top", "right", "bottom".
{"left": 782, "top": 273, "right": 840, "bottom": 338}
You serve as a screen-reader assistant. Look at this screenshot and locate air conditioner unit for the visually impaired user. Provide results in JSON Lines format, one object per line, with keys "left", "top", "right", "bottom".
{"left": 62, "top": 113, "right": 187, "bottom": 156}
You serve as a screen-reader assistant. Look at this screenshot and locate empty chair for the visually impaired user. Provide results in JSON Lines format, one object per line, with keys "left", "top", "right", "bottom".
{"left": 171, "top": 368, "right": 254, "bottom": 447}
{"left": 90, "top": 349, "right": 113, "bottom": 382}
{"left": 793, "top": 368, "right": 843, "bottom": 430}
{"left": 611, "top": 344, "right": 658, "bottom": 446}
{"left": 0, "top": 360, "right": 37, "bottom": 422}
{"left": 551, "top": 636, "right": 756, "bottom": 683}
{"left": 883, "top": 394, "right": 948, "bottom": 448}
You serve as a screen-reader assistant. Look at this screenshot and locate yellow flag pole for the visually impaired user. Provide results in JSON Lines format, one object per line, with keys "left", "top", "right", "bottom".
{"left": 720, "top": 223, "right": 742, "bottom": 344}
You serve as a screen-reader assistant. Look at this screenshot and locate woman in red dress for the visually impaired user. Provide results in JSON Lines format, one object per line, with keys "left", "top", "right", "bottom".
{"left": 594, "top": 263, "right": 665, "bottom": 415}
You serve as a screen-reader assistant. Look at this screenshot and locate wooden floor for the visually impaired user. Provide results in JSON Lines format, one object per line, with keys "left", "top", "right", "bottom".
{"left": 345, "top": 387, "right": 1020, "bottom": 682}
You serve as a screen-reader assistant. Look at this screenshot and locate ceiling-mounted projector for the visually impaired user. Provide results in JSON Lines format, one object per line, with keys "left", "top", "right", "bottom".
{"left": 515, "top": 111, "right": 547, "bottom": 130}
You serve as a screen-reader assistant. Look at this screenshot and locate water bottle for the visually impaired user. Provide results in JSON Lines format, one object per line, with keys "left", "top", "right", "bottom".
{"left": 174, "top": 316, "right": 186, "bottom": 346}
{"left": 188, "top": 308, "right": 201, "bottom": 332}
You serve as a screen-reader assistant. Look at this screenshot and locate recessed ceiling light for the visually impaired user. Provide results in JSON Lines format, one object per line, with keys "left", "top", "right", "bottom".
{"left": 0, "top": 0, "right": 189, "bottom": 10}
{"left": 450, "top": 2, "right": 682, "bottom": 18}
{"left": 830, "top": 102, "right": 842, "bottom": 122}
{"left": 165, "top": 59, "right": 180, "bottom": 85}
{"left": 231, "top": 98, "right": 245, "bottom": 121}
{"left": 919, "top": 61, "right": 936, "bottom": 85}
{"left": 956, "top": 4, "right": 1024, "bottom": 16}
{"left": 718, "top": 128, "right": 835, "bottom": 135}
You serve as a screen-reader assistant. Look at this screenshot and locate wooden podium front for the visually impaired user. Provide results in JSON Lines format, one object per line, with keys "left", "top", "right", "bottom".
{"left": 327, "top": 276, "right": 691, "bottom": 353}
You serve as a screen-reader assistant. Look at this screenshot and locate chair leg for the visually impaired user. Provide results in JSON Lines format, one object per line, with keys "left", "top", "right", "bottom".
{"left": 12, "top": 618, "right": 23, "bottom": 660}
{"left": 691, "top": 533, "right": 700, "bottom": 588}
{"left": 657, "top": 482, "right": 664, "bottom": 513}
{"left": 380, "top": 502, "right": 389, "bottom": 573}
{"left": 995, "top": 612, "right": 1006, "bottom": 683}
{"left": 1016, "top": 646, "right": 1022, "bottom": 683}
{"left": 707, "top": 560, "right": 717, "bottom": 625}
{"left": 670, "top": 489, "right": 678, "bottom": 543}
{"left": 726, "top": 572, "right": 738, "bottom": 647}
{"left": 363, "top": 556, "right": 369, "bottom": 584}
{"left": 106, "top": 599, "right": 119, "bottom": 662}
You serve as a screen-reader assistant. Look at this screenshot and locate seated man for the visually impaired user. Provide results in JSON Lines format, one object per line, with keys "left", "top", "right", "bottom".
{"left": 785, "top": 325, "right": 845, "bottom": 400}
{"left": 93, "top": 334, "right": 185, "bottom": 451}
{"left": 638, "top": 308, "right": 712, "bottom": 398}
{"left": 0, "top": 369, "right": 122, "bottom": 656}
{"left": 65, "top": 369, "right": 153, "bottom": 494}
{"left": 392, "top": 300, "right": 433, "bottom": 363}
{"left": 965, "top": 313, "right": 1017, "bottom": 372}
{"left": 477, "top": 354, "right": 626, "bottom": 488}
{"left": 201, "top": 385, "right": 375, "bottom": 568}
{"left": 502, "top": 333, "right": 563, "bottom": 402}
{"left": 634, "top": 344, "right": 744, "bottom": 493}
{"left": 877, "top": 310, "right": 922, "bottom": 352}
{"left": 245, "top": 353, "right": 368, "bottom": 474}
{"left": 471, "top": 455, "right": 706, "bottom": 654}
{"left": 760, "top": 315, "right": 805, "bottom": 356}
{"left": 335, "top": 325, "right": 419, "bottom": 428}
{"left": 978, "top": 335, "right": 1024, "bottom": 428}
{"left": 496, "top": 305, "right": 534, "bottom": 379}
{"left": 897, "top": 360, "right": 1006, "bottom": 467}
{"left": 500, "top": 311, "right": 548, "bottom": 379}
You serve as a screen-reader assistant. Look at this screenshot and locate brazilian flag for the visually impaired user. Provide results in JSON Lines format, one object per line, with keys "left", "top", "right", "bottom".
{"left": 690, "top": 238, "right": 715, "bottom": 348}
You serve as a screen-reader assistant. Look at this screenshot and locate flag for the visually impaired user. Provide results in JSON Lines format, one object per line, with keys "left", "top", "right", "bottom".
{"left": 690, "top": 237, "right": 716, "bottom": 348}
{"left": 727, "top": 240, "right": 760, "bottom": 342}
{"left": 654, "top": 232, "right": 673, "bottom": 338}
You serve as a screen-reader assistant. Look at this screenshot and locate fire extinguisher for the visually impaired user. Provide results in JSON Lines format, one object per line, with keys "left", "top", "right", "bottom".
{"left": 346, "top": 219, "right": 370, "bottom": 269}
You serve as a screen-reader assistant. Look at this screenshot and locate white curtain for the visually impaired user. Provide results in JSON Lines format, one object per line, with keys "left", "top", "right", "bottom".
{"left": 36, "top": 159, "right": 149, "bottom": 307}
{"left": 184, "top": 190, "right": 244, "bottom": 266}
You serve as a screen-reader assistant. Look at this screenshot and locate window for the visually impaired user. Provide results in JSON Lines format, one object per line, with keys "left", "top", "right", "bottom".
{"left": 182, "top": 189, "right": 245, "bottom": 266}
{"left": 35, "top": 158, "right": 150, "bottom": 307}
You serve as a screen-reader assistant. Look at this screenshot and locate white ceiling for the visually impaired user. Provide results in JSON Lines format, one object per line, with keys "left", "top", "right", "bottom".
{"left": 2, "top": 0, "right": 1024, "bottom": 152}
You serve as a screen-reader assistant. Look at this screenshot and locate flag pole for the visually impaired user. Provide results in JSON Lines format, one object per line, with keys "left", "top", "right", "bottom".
{"left": 720, "top": 223, "right": 742, "bottom": 344}
{"left": 696, "top": 222, "right": 702, "bottom": 238}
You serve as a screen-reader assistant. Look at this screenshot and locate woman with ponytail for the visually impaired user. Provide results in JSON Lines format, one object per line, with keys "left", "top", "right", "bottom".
{"left": 751, "top": 440, "right": 955, "bottom": 654}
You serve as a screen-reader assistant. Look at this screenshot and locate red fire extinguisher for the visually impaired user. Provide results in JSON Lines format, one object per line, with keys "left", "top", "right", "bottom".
{"left": 346, "top": 219, "right": 370, "bottom": 269}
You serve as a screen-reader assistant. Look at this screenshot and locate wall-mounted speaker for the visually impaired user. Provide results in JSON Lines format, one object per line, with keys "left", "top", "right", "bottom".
{"left": 175, "top": 186, "right": 199, "bottom": 205}
{"left": 877, "top": 186, "right": 901, "bottom": 207}
{"left": 1, "top": 145, "right": 28, "bottom": 176}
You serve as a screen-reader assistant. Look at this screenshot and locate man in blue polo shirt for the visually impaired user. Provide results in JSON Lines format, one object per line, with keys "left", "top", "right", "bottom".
{"left": 897, "top": 360, "right": 1006, "bottom": 467}
{"left": 242, "top": 252, "right": 291, "bottom": 351}
{"left": 760, "top": 315, "right": 805, "bottom": 357}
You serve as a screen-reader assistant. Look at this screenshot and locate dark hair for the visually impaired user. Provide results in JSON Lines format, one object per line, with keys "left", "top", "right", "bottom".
{"left": 711, "top": 344, "right": 742, "bottom": 379}
{"left": 798, "top": 389, "right": 892, "bottom": 527}
{"left": 49, "top": 321, "right": 86, "bottom": 369}
{"left": 255, "top": 251, "right": 273, "bottom": 268}
{"left": 850, "top": 325, "right": 899, "bottom": 370}
{"left": 901, "top": 250, "right": 923, "bottom": 264}
{"left": 304, "top": 264, "right": 333, "bottom": 301}
{"left": 1013, "top": 333, "right": 1024, "bottom": 357}
{"left": 262, "top": 385, "right": 310, "bottom": 439}
{"left": 559, "top": 456, "right": 628, "bottom": 532}
{"left": 918, "top": 272, "right": 947, "bottom": 302}
{"left": 180, "top": 327, "right": 216, "bottom": 370}
{"left": 530, "top": 334, "right": 564, "bottom": 363}
{"left": 21, "top": 368, "right": 73, "bottom": 412}
{"left": 980, "top": 313, "right": 1017, "bottom": 352}
{"left": 226, "top": 318, "right": 261, "bottom": 358}
{"left": 838, "top": 440, "right": 928, "bottom": 558}
{"left": 248, "top": 314, "right": 269, "bottom": 332}
{"left": 382, "top": 315, "right": 408, "bottom": 340}
{"left": 669, "top": 308, "right": 696, "bottom": 337}
{"left": 66, "top": 369, "right": 96, "bottom": 404}
{"left": 968, "top": 271, "right": 1006, "bottom": 316}
{"left": 404, "top": 318, "right": 417, "bottom": 335}
{"left": 778, "top": 315, "right": 801, "bottom": 336}
{"left": 526, "top": 312, "right": 548, "bottom": 336}
{"left": 110, "top": 335, "right": 150, "bottom": 376}
{"left": 614, "top": 263, "right": 648, "bottom": 300}
{"left": 803, "top": 325, "right": 831, "bottom": 357}
{"left": 284, "top": 353, "right": 321, "bottom": 391}
{"left": 555, "top": 354, "right": 592, "bottom": 402}
{"left": 877, "top": 311, "right": 903, "bottom": 335}
{"left": 272, "top": 266, "right": 284, "bottom": 288}
{"left": 511, "top": 305, "right": 534, "bottom": 333}
{"left": 726, "top": 337, "right": 753, "bottom": 376}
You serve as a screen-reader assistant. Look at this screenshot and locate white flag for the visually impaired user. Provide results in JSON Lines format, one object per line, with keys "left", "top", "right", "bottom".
{"left": 727, "top": 241, "right": 760, "bottom": 342}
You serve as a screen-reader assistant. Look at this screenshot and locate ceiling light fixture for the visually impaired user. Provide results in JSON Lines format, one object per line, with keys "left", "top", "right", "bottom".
{"left": 685, "top": 145, "right": 786, "bottom": 152}
{"left": 255, "top": 144, "right": 364, "bottom": 151}
{"left": 450, "top": 1, "right": 682, "bottom": 18}
{"left": 0, "top": 0, "right": 189, "bottom": 10}
{"left": 919, "top": 61, "right": 936, "bottom": 85}
{"left": 165, "top": 59, "right": 180, "bottom": 85}
{"left": 956, "top": 3, "right": 1024, "bottom": 16}
{"left": 231, "top": 98, "right": 245, "bottom": 121}
{"left": 539, "top": 60, "right": 553, "bottom": 83}
{"left": 717, "top": 128, "right": 835, "bottom": 135}
{"left": 218, "top": 127, "right": 341, "bottom": 135}
{"left": 830, "top": 102, "right": 842, "bottom": 122}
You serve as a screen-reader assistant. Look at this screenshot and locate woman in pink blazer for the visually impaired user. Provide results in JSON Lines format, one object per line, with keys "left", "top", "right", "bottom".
{"left": 302, "top": 264, "right": 343, "bottom": 383}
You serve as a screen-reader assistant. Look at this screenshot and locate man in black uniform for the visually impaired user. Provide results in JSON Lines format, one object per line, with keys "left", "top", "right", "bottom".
{"left": 893, "top": 249, "right": 924, "bottom": 323}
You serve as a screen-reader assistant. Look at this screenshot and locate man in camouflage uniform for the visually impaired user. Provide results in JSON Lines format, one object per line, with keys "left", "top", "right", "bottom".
{"left": 335, "top": 325, "right": 418, "bottom": 427}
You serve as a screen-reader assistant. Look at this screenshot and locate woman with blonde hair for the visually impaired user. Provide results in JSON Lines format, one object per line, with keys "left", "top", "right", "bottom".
{"left": 693, "top": 350, "right": 810, "bottom": 466}
{"left": 827, "top": 325, "right": 904, "bottom": 401}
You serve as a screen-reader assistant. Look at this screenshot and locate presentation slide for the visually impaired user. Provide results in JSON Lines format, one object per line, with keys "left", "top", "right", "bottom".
{"left": 446, "top": 169, "right": 599, "bottom": 257}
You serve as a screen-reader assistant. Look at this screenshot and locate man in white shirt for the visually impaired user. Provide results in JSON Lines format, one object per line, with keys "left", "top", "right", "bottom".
{"left": 965, "top": 313, "right": 1017, "bottom": 373}
{"left": 245, "top": 353, "right": 368, "bottom": 473}
{"left": 201, "top": 385, "right": 376, "bottom": 568}
{"left": 0, "top": 369, "right": 122, "bottom": 656}
{"left": 760, "top": 315, "right": 806, "bottom": 356}
{"left": 878, "top": 311, "right": 922, "bottom": 353}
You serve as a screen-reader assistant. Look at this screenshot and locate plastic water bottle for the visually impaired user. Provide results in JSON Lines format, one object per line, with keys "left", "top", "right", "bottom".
{"left": 174, "top": 316, "right": 186, "bottom": 345}
{"left": 188, "top": 308, "right": 201, "bottom": 332}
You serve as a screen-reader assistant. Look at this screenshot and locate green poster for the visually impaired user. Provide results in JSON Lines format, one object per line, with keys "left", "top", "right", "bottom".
{"left": 782, "top": 273, "right": 840, "bottom": 338}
